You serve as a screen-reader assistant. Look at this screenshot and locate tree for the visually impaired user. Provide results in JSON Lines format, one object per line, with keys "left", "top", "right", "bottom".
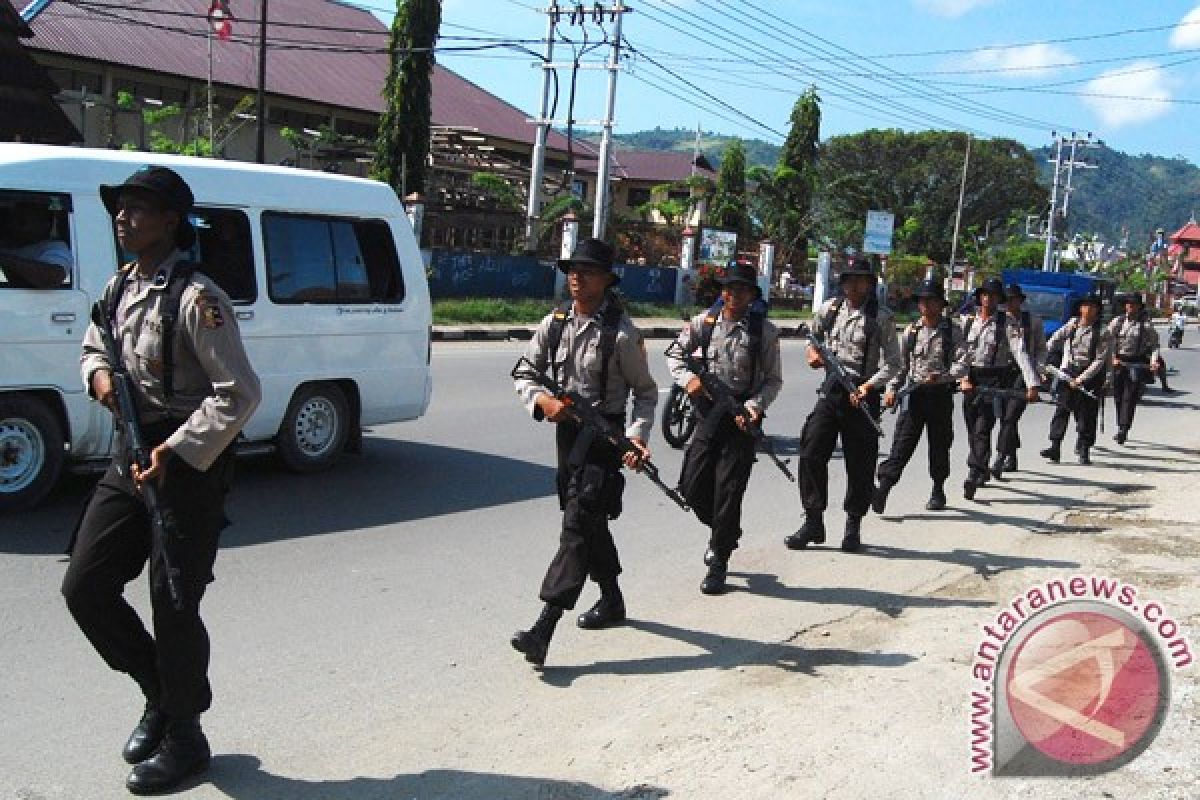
{"left": 709, "top": 138, "right": 750, "bottom": 239}
{"left": 770, "top": 87, "right": 821, "bottom": 264}
{"left": 373, "top": 0, "right": 441, "bottom": 195}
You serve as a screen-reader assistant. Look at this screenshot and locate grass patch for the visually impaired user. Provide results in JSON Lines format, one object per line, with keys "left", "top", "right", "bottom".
{"left": 434, "top": 296, "right": 814, "bottom": 324}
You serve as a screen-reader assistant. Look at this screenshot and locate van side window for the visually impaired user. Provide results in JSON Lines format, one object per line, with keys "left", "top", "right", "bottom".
{"left": 0, "top": 191, "right": 73, "bottom": 289}
{"left": 264, "top": 212, "right": 405, "bottom": 304}
{"left": 192, "top": 208, "right": 256, "bottom": 303}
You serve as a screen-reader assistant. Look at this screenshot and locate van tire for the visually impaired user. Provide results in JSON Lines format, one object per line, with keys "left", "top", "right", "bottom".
{"left": 0, "top": 395, "right": 65, "bottom": 511}
{"left": 276, "top": 383, "right": 350, "bottom": 473}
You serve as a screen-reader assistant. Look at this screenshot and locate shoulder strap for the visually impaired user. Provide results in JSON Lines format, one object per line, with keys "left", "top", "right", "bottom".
{"left": 1021, "top": 310, "right": 1033, "bottom": 351}
{"left": 1087, "top": 319, "right": 1101, "bottom": 363}
{"left": 545, "top": 299, "right": 572, "bottom": 383}
{"left": 822, "top": 297, "right": 843, "bottom": 335}
{"left": 597, "top": 294, "right": 623, "bottom": 394}
{"left": 989, "top": 310, "right": 1007, "bottom": 367}
{"left": 939, "top": 315, "right": 954, "bottom": 369}
{"left": 904, "top": 323, "right": 919, "bottom": 364}
{"left": 698, "top": 298, "right": 723, "bottom": 369}
{"left": 745, "top": 309, "right": 765, "bottom": 382}
{"left": 161, "top": 261, "right": 199, "bottom": 399}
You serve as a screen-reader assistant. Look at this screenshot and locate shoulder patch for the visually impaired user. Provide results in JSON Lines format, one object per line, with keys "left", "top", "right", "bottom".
{"left": 195, "top": 292, "right": 225, "bottom": 328}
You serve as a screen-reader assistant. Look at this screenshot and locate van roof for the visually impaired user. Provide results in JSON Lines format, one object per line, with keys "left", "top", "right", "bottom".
{"left": 0, "top": 144, "right": 404, "bottom": 216}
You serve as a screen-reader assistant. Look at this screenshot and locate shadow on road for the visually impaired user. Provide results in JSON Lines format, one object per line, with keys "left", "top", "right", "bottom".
{"left": 862, "top": 544, "right": 1079, "bottom": 580}
{"left": 1, "top": 438, "right": 555, "bottom": 554}
{"left": 207, "top": 755, "right": 667, "bottom": 800}
{"left": 539, "top": 617, "right": 917, "bottom": 688}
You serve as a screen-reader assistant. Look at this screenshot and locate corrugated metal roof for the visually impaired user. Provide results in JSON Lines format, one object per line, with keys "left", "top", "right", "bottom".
{"left": 21, "top": 0, "right": 570, "bottom": 149}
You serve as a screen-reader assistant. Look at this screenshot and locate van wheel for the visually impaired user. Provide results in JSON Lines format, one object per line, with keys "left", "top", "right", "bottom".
{"left": 0, "top": 395, "right": 65, "bottom": 511}
{"left": 276, "top": 383, "right": 350, "bottom": 473}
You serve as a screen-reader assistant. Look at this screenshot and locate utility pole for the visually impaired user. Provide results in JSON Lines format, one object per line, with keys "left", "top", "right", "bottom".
{"left": 1042, "top": 131, "right": 1100, "bottom": 272}
{"left": 946, "top": 133, "right": 971, "bottom": 281}
{"left": 592, "top": 2, "right": 626, "bottom": 240}
{"left": 1041, "top": 134, "right": 1064, "bottom": 272}
{"left": 524, "top": 3, "right": 558, "bottom": 251}
{"left": 254, "top": 0, "right": 269, "bottom": 164}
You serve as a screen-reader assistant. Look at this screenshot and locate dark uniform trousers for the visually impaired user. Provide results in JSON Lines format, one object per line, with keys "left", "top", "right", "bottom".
{"left": 1112, "top": 360, "right": 1149, "bottom": 432}
{"left": 997, "top": 371, "right": 1028, "bottom": 460}
{"left": 61, "top": 422, "right": 233, "bottom": 719}
{"left": 797, "top": 385, "right": 881, "bottom": 517}
{"left": 539, "top": 418, "right": 624, "bottom": 611}
{"left": 876, "top": 385, "right": 954, "bottom": 488}
{"left": 963, "top": 367, "right": 1017, "bottom": 478}
{"left": 1047, "top": 384, "right": 1101, "bottom": 450}
{"left": 677, "top": 412, "right": 756, "bottom": 559}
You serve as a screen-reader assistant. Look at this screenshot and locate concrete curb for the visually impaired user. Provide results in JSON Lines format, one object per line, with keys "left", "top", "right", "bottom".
{"left": 431, "top": 321, "right": 819, "bottom": 342}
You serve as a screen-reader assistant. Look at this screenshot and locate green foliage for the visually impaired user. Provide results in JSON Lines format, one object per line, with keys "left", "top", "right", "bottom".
{"left": 750, "top": 88, "right": 820, "bottom": 266}
{"left": 470, "top": 173, "right": 524, "bottom": 211}
{"left": 709, "top": 139, "right": 749, "bottom": 237}
{"left": 373, "top": 0, "right": 442, "bottom": 194}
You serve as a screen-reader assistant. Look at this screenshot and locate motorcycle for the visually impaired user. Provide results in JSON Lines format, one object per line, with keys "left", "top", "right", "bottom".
{"left": 1168, "top": 326, "right": 1183, "bottom": 348}
{"left": 660, "top": 383, "right": 697, "bottom": 449}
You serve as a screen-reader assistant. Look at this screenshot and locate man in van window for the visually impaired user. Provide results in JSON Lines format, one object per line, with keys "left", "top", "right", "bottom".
{"left": 62, "top": 166, "right": 261, "bottom": 795}
{"left": 0, "top": 202, "right": 71, "bottom": 288}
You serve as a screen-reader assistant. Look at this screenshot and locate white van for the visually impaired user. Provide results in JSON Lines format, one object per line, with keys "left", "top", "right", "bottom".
{"left": 0, "top": 144, "right": 432, "bottom": 510}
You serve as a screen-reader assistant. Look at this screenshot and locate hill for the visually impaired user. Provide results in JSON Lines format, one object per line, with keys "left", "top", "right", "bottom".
{"left": 580, "top": 126, "right": 781, "bottom": 170}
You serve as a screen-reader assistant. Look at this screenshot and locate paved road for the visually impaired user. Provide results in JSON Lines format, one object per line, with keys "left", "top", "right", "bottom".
{"left": 2, "top": 338, "right": 1196, "bottom": 799}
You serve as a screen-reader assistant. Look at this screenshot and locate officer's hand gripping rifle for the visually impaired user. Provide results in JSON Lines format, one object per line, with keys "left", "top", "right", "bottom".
{"left": 1041, "top": 364, "right": 1099, "bottom": 401}
{"left": 663, "top": 341, "right": 794, "bottom": 482}
{"left": 511, "top": 356, "right": 690, "bottom": 511}
{"left": 89, "top": 302, "right": 185, "bottom": 612}
{"left": 796, "top": 323, "right": 885, "bottom": 437}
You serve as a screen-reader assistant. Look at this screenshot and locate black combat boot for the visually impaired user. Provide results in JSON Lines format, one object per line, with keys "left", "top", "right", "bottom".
{"left": 784, "top": 513, "right": 826, "bottom": 549}
{"left": 125, "top": 716, "right": 210, "bottom": 795}
{"left": 577, "top": 578, "right": 626, "bottom": 629}
{"left": 510, "top": 604, "right": 562, "bottom": 667}
{"left": 963, "top": 471, "right": 985, "bottom": 501}
{"left": 841, "top": 515, "right": 863, "bottom": 553}
{"left": 870, "top": 482, "right": 893, "bottom": 515}
{"left": 1002, "top": 453, "right": 1018, "bottom": 472}
{"left": 1114, "top": 429, "right": 1127, "bottom": 445}
{"left": 926, "top": 482, "right": 947, "bottom": 511}
{"left": 700, "top": 557, "right": 728, "bottom": 595}
{"left": 990, "top": 453, "right": 1006, "bottom": 480}
{"left": 122, "top": 703, "right": 168, "bottom": 765}
{"left": 1078, "top": 446, "right": 1091, "bottom": 466}
{"left": 1040, "top": 442, "right": 1061, "bottom": 463}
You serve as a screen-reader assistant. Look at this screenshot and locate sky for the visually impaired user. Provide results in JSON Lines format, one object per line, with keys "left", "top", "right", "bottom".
{"left": 354, "top": 0, "right": 1200, "bottom": 164}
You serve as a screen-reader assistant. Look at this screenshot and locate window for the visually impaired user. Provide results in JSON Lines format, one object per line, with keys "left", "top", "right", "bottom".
{"left": 1024, "top": 290, "right": 1066, "bottom": 320}
{"left": 191, "top": 209, "right": 256, "bottom": 303}
{"left": 264, "top": 213, "right": 404, "bottom": 304}
{"left": 668, "top": 190, "right": 691, "bottom": 203}
{"left": 0, "top": 190, "right": 73, "bottom": 289}
{"left": 46, "top": 67, "right": 103, "bottom": 94}
{"left": 627, "top": 187, "right": 652, "bottom": 207}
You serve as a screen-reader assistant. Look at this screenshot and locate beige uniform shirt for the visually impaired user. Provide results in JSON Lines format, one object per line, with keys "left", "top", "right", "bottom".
{"left": 1013, "top": 309, "right": 1048, "bottom": 365}
{"left": 1108, "top": 314, "right": 1160, "bottom": 364}
{"left": 666, "top": 311, "right": 783, "bottom": 415}
{"left": 514, "top": 299, "right": 658, "bottom": 442}
{"left": 958, "top": 310, "right": 1041, "bottom": 388}
{"left": 1046, "top": 319, "right": 1112, "bottom": 384}
{"left": 81, "top": 251, "right": 262, "bottom": 471}
{"left": 887, "top": 318, "right": 968, "bottom": 392}
{"left": 812, "top": 298, "right": 902, "bottom": 390}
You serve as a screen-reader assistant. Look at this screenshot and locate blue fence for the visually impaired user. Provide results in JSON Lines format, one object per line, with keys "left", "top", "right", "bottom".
{"left": 427, "top": 249, "right": 680, "bottom": 304}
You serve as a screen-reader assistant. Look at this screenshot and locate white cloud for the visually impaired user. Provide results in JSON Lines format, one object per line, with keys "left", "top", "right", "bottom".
{"left": 912, "top": 0, "right": 995, "bottom": 18}
{"left": 963, "top": 43, "right": 1079, "bottom": 78}
{"left": 1169, "top": 5, "right": 1200, "bottom": 49}
{"left": 1082, "top": 61, "right": 1173, "bottom": 128}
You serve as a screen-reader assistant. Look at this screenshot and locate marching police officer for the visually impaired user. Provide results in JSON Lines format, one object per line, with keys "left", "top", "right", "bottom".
{"left": 994, "top": 283, "right": 1047, "bottom": 475}
{"left": 1109, "top": 292, "right": 1161, "bottom": 444}
{"left": 511, "top": 238, "right": 657, "bottom": 667}
{"left": 873, "top": 279, "right": 965, "bottom": 514}
{"left": 62, "top": 166, "right": 261, "bottom": 794}
{"left": 1040, "top": 294, "right": 1112, "bottom": 465}
{"left": 958, "top": 278, "right": 1041, "bottom": 501}
{"left": 786, "top": 256, "right": 901, "bottom": 553}
{"left": 668, "top": 262, "right": 783, "bottom": 594}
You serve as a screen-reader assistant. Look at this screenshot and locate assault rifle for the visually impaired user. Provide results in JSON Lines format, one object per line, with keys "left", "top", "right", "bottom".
{"left": 1041, "top": 364, "right": 1099, "bottom": 401}
{"left": 887, "top": 376, "right": 955, "bottom": 414}
{"left": 796, "top": 323, "right": 885, "bottom": 437}
{"left": 511, "top": 356, "right": 690, "bottom": 512}
{"left": 89, "top": 302, "right": 185, "bottom": 611}
{"left": 663, "top": 341, "right": 795, "bottom": 482}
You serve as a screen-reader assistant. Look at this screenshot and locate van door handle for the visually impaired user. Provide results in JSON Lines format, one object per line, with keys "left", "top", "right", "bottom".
{"left": 51, "top": 312, "right": 77, "bottom": 323}
{"left": 235, "top": 310, "right": 254, "bottom": 321}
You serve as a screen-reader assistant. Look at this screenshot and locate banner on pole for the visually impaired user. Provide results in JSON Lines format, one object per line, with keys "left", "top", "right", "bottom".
{"left": 863, "top": 209, "right": 894, "bottom": 255}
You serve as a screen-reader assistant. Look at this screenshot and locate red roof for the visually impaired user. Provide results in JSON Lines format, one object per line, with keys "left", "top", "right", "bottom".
{"left": 21, "top": 0, "right": 569, "bottom": 149}
{"left": 571, "top": 139, "right": 717, "bottom": 182}
{"left": 1168, "top": 220, "right": 1200, "bottom": 243}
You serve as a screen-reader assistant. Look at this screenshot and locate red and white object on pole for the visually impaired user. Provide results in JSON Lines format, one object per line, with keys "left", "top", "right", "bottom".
{"left": 208, "top": 0, "right": 233, "bottom": 40}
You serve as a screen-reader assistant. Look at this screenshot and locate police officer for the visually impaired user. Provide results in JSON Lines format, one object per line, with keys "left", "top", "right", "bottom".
{"left": 511, "top": 238, "right": 657, "bottom": 667}
{"left": 668, "top": 262, "right": 783, "bottom": 594}
{"left": 785, "top": 256, "right": 901, "bottom": 553}
{"left": 873, "top": 279, "right": 965, "bottom": 514}
{"left": 958, "top": 278, "right": 1041, "bottom": 501}
{"left": 62, "top": 166, "right": 261, "bottom": 794}
{"left": 1109, "top": 292, "right": 1161, "bottom": 444}
{"left": 994, "top": 283, "right": 1047, "bottom": 475}
{"left": 1040, "top": 294, "right": 1112, "bottom": 465}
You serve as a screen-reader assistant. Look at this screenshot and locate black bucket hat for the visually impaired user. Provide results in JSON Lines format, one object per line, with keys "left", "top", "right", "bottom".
{"left": 974, "top": 277, "right": 1006, "bottom": 301}
{"left": 1121, "top": 292, "right": 1144, "bottom": 306}
{"left": 100, "top": 165, "right": 196, "bottom": 249}
{"left": 719, "top": 261, "right": 758, "bottom": 287}
{"left": 913, "top": 278, "right": 945, "bottom": 301}
{"left": 838, "top": 254, "right": 877, "bottom": 281}
{"left": 1004, "top": 283, "right": 1026, "bottom": 301}
{"left": 1075, "top": 293, "right": 1103, "bottom": 310}
{"left": 558, "top": 237, "right": 619, "bottom": 284}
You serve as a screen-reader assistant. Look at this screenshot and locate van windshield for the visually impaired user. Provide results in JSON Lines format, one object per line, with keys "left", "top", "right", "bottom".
{"left": 1024, "top": 290, "right": 1066, "bottom": 320}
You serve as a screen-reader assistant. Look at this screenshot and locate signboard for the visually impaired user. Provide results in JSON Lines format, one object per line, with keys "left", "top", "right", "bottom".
{"left": 698, "top": 228, "right": 738, "bottom": 265}
{"left": 863, "top": 210, "right": 894, "bottom": 255}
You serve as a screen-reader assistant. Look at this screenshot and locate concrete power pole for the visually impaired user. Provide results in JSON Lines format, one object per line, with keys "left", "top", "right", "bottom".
{"left": 524, "top": 4, "right": 559, "bottom": 252}
{"left": 592, "top": 2, "right": 627, "bottom": 240}
{"left": 1041, "top": 134, "right": 1064, "bottom": 272}
{"left": 946, "top": 134, "right": 971, "bottom": 281}
{"left": 1042, "top": 132, "right": 1099, "bottom": 272}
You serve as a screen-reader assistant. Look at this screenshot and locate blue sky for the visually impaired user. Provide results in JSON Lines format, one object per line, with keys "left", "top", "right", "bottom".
{"left": 363, "top": 1, "right": 1200, "bottom": 163}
